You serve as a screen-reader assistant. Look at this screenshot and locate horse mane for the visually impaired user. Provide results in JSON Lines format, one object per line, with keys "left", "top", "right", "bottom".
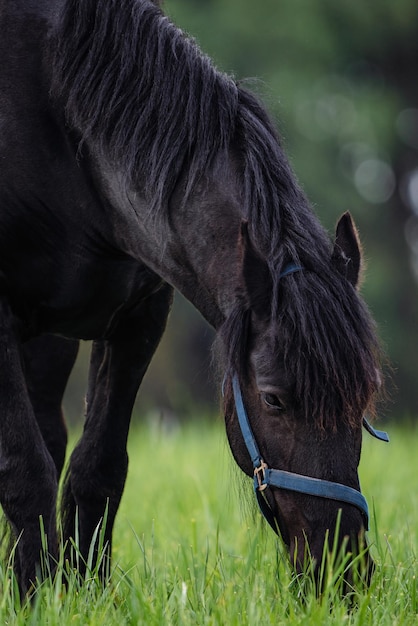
{"left": 51, "top": 0, "right": 329, "bottom": 257}
{"left": 51, "top": 0, "right": 238, "bottom": 213}
{"left": 51, "top": 0, "right": 384, "bottom": 430}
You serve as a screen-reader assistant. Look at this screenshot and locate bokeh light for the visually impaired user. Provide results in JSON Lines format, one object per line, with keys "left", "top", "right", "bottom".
{"left": 354, "top": 158, "right": 396, "bottom": 203}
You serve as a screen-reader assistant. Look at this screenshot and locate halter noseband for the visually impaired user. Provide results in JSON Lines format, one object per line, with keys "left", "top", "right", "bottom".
{"left": 229, "top": 263, "right": 389, "bottom": 534}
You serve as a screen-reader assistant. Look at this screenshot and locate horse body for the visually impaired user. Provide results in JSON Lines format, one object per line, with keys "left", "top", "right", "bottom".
{"left": 0, "top": 0, "right": 383, "bottom": 594}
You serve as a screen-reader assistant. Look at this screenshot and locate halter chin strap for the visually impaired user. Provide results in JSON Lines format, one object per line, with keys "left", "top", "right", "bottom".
{"left": 231, "top": 374, "right": 389, "bottom": 533}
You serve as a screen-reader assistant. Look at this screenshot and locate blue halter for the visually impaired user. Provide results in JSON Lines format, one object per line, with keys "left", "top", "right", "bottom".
{"left": 229, "top": 262, "right": 389, "bottom": 533}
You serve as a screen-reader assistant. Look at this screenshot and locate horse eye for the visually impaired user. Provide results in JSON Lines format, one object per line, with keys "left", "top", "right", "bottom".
{"left": 262, "top": 392, "right": 284, "bottom": 411}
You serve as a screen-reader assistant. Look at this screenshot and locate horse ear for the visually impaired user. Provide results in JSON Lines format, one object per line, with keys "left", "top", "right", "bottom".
{"left": 239, "top": 221, "right": 272, "bottom": 317}
{"left": 332, "top": 212, "right": 363, "bottom": 288}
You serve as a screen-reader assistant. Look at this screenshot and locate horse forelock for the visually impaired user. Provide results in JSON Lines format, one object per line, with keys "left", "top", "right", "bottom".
{"left": 220, "top": 266, "right": 384, "bottom": 432}
{"left": 277, "top": 270, "right": 384, "bottom": 430}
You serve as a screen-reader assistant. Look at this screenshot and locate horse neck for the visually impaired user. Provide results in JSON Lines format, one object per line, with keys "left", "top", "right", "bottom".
{"left": 96, "top": 158, "right": 243, "bottom": 329}
{"left": 169, "top": 182, "right": 244, "bottom": 328}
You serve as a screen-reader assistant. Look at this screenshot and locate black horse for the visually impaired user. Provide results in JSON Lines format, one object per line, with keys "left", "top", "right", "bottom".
{"left": 0, "top": 0, "right": 384, "bottom": 595}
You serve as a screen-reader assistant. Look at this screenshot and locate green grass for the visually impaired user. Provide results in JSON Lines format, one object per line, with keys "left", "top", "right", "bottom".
{"left": 0, "top": 418, "right": 416, "bottom": 624}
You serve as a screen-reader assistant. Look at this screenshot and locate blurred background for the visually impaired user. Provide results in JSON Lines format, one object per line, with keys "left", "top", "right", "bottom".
{"left": 64, "top": 0, "right": 418, "bottom": 424}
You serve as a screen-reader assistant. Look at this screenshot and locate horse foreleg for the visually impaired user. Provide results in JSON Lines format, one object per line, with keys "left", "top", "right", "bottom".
{"left": 61, "top": 283, "right": 173, "bottom": 575}
{"left": 23, "top": 335, "right": 79, "bottom": 478}
{"left": 0, "top": 301, "right": 59, "bottom": 594}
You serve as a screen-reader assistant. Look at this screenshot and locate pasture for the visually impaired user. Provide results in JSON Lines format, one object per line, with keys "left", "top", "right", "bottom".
{"left": 0, "top": 417, "right": 416, "bottom": 625}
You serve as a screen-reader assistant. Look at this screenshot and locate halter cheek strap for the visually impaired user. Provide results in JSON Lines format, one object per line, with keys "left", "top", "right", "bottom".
{"left": 231, "top": 374, "right": 389, "bottom": 533}
{"left": 362, "top": 416, "right": 389, "bottom": 442}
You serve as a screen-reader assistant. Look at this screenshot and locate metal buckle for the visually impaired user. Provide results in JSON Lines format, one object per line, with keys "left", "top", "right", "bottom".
{"left": 254, "top": 461, "right": 268, "bottom": 491}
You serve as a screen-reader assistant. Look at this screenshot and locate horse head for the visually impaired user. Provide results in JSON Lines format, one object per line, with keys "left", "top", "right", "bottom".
{"left": 222, "top": 212, "right": 384, "bottom": 588}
